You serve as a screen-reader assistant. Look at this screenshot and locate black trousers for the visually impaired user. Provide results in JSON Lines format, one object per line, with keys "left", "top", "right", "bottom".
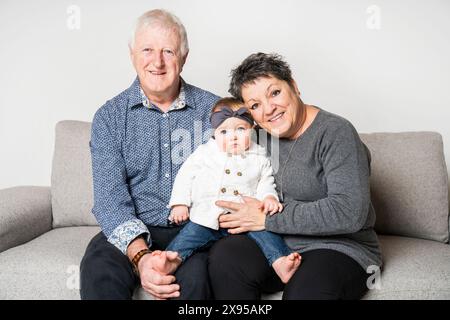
{"left": 80, "top": 226, "right": 211, "bottom": 300}
{"left": 208, "top": 235, "right": 369, "bottom": 300}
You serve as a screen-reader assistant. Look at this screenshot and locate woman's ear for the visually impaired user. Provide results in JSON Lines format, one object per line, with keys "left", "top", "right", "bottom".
{"left": 290, "top": 79, "right": 301, "bottom": 96}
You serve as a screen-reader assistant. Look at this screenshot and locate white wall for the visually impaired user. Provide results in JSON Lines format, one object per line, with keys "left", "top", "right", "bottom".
{"left": 1, "top": 0, "right": 449, "bottom": 189}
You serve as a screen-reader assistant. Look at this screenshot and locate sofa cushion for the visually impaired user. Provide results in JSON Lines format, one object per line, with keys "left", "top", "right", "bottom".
{"left": 360, "top": 132, "right": 449, "bottom": 243}
{"left": 0, "top": 226, "right": 100, "bottom": 299}
{"left": 51, "top": 121, "right": 97, "bottom": 227}
{"left": 363, "top": 235, "right": 450, "bottom": 299}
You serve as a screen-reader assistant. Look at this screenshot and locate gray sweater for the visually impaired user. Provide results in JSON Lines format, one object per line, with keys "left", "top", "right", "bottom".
{"left": 263, "top": 109, "right": 382, "bottom": 270}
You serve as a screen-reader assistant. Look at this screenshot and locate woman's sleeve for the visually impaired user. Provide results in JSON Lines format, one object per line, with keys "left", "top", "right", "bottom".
{"left": 265, "top": 122, "right": 372, "bottom": 236}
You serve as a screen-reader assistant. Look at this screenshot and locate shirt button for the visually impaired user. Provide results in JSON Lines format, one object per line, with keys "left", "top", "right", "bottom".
{"left": 233, "top": 190, "right": 239, "bottom": 196}
{"left": 237, "top": 172, "right": 242, "bottom": 176}
{"left": 165, "top": 173, "right": 170, "bottom": 178}
{"left": 221, "top": 188, "right": 226, "bottom": 193}
{"left": 162, "top": 113, "right": 168, "bottom": 118}
{"left": 225, "top": 169, "right": 230, "bottom": 174}
{"left": 164, "top": 143, "right": 169, "bottom": 148}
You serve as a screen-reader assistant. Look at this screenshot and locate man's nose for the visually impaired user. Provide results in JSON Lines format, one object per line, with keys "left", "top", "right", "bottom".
{"left": 153, "top": 51, "right": 165, "bottom": 68}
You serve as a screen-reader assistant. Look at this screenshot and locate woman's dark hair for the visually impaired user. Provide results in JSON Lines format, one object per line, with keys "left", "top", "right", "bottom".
{"left": 229, "top": 52, "right": 294, "bottom": 101}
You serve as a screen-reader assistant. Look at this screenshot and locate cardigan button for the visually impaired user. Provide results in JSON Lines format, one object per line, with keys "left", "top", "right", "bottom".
{"left": 237, "top": 172, "right": 242, "bottom": 176}
{"left": 221, "top": 188, "right": 227, "bottom": 193}
{"left": 233, "top": 190, "right": 239, "bottom": 196}
{"left": 225, "top": 169, "right": 231, "bottom": 174}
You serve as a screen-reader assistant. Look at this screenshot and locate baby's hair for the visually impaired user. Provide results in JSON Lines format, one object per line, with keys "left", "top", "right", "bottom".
{"left": 210, "top": 97, "right": 253, "bottom": 139}
{"left": 211, "top": 97, "right": 247, "bottom": 113}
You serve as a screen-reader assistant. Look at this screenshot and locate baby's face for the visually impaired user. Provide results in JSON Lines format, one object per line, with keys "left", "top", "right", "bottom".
{"left": 214, "top": 117, "right": 253, "bottom": 155}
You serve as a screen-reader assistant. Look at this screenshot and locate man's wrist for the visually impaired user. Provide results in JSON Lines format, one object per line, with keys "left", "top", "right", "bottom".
{"left": 132, "top": 248, "right": 152, "bottom": 275}
{"left": 126, "top": 236, "right": 149, "bottom": 261}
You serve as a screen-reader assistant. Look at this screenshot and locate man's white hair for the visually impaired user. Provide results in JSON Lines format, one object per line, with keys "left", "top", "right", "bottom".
{"left": 129, "top": 9, "right": 189, "bottom": 57}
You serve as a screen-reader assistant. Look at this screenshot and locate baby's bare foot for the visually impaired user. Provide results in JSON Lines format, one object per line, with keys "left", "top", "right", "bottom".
{"left": 151, "top": 250, "right": 182, "bottom": 275}
{"left": 272, "top": 252, "right": 302, "bottom": 284}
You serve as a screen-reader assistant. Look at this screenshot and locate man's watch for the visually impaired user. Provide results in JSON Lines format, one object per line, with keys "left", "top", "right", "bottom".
{"left": 131, "top": 248, "right": 152, "bottom": 275}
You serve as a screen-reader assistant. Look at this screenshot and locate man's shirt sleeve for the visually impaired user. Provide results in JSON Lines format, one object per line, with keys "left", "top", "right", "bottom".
{"left": 90, "top": 106, "right": 151, "bottom": 254}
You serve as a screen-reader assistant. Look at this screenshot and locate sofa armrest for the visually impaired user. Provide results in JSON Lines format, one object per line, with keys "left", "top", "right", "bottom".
{"left": 0, "top": 186, "right": 52, "bottom": 253}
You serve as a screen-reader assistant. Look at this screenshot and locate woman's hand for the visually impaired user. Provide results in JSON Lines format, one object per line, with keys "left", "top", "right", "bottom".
{"left": 216, "top": 196, "right": 266, "bottom": 234}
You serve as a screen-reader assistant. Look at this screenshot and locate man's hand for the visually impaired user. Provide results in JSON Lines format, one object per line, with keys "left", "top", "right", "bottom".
{"left": 127, "top": 237, "right": 180, "bottom": 300}
{"left": 169, "top": 205, "right": 190, "bottom": 225}
{"left": 138, "top": 251, "right": 181, "bottom": 300}
{"left": 216, "top": 196, "right": 266, "bottom": 234}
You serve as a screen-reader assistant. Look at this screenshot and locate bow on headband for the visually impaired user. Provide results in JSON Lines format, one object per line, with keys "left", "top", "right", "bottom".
{"left": 210, "top": 106, "right": 254, "bottom": 129}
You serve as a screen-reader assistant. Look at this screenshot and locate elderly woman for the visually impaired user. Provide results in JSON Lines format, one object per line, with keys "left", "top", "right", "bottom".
{"left": 208, "top": 53, "right": 382, "bottom": 300}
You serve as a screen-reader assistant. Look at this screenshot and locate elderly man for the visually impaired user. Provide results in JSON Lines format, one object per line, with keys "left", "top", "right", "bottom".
{"left": 80, "top": 9, "right": 219, "bottom": 300}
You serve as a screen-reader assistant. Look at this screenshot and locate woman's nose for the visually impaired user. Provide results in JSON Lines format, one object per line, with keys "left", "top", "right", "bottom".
{"left": 263, "top": 102, "right": 277, "bottom": 116}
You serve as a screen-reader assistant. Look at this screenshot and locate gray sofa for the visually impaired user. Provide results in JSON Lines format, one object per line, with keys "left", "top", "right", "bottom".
{"left": 1, "top": 121, "right": 449, "bottom": 300}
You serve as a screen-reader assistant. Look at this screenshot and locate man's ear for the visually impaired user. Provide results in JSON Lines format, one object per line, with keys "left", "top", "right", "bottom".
{"left": 180, "top": 50, "right": 189, "bottom": 70}
{"left": 128, "top": 43, "right": 134, "bottom": 57}
{"left": 129, "top": 45, "right": 136, "bottom": 65}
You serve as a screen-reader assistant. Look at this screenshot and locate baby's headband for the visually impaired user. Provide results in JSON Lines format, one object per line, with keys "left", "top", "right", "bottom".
{"left": 210, "top": 106, "right": 254, "bottom": 129}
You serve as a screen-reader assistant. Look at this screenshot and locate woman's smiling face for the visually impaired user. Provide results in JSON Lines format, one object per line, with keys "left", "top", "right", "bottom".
{"left": 241, "top": 75, "right": 303, "bottom": 139}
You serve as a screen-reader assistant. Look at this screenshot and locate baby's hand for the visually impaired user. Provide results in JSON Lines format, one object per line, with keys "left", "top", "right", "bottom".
{"left": 169, "top": 205, "right": 190, "bottom": 224}
{"left": 261, "top": 196, "right": 283, "bottom": 216}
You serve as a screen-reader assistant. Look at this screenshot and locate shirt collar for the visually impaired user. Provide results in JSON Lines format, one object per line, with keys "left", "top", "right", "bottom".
{"left": 127, "top": 77, "right": 190, "bottom": 110}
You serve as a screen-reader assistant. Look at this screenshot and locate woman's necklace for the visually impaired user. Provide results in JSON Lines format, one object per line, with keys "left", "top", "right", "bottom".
{"left": 278, "top": 105, "right": 308, "bottom": 202}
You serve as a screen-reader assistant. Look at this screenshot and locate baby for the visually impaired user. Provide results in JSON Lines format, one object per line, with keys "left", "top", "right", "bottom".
{"left": 152, "top": 97, "right": 301, "bottom": 283}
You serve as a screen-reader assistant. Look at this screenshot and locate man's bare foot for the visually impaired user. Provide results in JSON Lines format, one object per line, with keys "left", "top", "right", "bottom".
{"left": 151, "top": 250, "right": 182, "bottom": 275}
{"left": 272, "top": 252, "right": 302, "bottom": 284}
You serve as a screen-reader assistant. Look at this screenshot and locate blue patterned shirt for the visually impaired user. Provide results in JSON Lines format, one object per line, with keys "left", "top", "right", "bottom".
{"left": 90, "top": 77, "right": 220, "bottom": 254}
